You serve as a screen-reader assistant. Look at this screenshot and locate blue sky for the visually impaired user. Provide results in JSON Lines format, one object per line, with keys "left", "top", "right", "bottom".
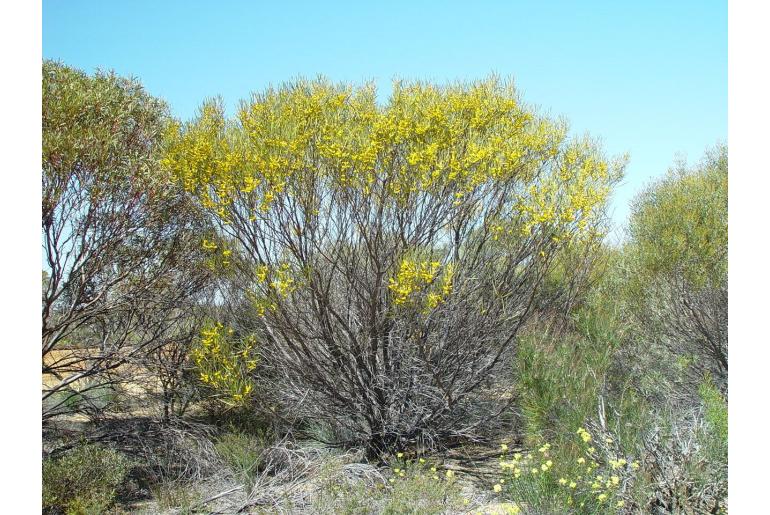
{"left": 43, "top": 0, "right": 726, "bottom": 234}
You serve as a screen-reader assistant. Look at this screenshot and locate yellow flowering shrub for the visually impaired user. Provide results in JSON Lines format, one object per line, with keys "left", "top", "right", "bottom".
{"left": 190, "top": 322, "right": 258, "bottom": 407}
{"left": 163, "top": 77, "right": 623, "bottom": 455}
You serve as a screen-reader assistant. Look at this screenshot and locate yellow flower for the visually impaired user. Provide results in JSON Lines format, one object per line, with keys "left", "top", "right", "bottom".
{"left": 397, "top": 452, "right": 404, "bottom": 458}
{"left": 617, "top": 500, "right": 625, "bottom": 507}
{"left": 577, "top": 457, "right": 586, "bottom": 464}
{"left": 446, "top": 470, "right": 455, "bottom": 479}
{"left": 569, "top": 481, "right": 577, "bottom": 489}
{"left": 558, "top": 478, "right": 568, "bottom": 485}
{"left": 419, "top": 458, "right": 425, "bottom": 464}
{"left": 611, "top": 476, "right": 620, "bottom": 485}
{"left": 501, "top": 443, "right": 509, "bottom": 452}
{"left": 494, "top": 484, "right": 502, "bottom": 493}
{"left": 597, "top": 493, "right": 607, "bottom": 502}
{"left": 430, "top": 466, "right": 437, "bottom": 472}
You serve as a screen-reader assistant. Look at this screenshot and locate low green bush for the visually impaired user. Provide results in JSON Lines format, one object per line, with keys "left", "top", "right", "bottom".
{"left": 42, "top": 443, "right": 132, "bottom": 515}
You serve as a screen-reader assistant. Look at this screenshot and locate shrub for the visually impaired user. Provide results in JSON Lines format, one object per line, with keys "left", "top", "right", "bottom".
{"left": 624, "top": 405, "right": 727, "bottom": 513}
{"left": 625, "top": 145, "right": 727, "bottom": 385}
{"left": 42, "top": 60, "right": 213, "bottom": 421}
{"left": 42, "top": 444, "right": 132, "bottom": 514}
{"left": 164, "top": 77, "right": 624, "bottom": 455}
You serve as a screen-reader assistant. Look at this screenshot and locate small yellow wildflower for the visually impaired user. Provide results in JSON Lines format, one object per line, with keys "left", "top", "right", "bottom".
{"left": 577, "top": 457, "right": 586, "bottom": 464}
{"left": 597, "top": 493, "right": 607, "bottom": 502}
{"left": 558, "top": 478, "right": 567, "bottom": 485}
{"left": 446, "top": 470, "right": 455, "bottom": 479}
{"left": 397, "top": 452, "right": 404, "bottom": 458}
{"left": 501, "top": 443, "right": 509, "bottom": 452}
{"left": 569, "top": 481, "right": 577, "bottom": 489}
{"left": 494, "top": 484, "right": 502, "bottom": 493}
{"left": 617, "top": 500, "right": 625, "bottom": 507}
{"left": 611, "top": 476, "right": 620, "bottom": 485}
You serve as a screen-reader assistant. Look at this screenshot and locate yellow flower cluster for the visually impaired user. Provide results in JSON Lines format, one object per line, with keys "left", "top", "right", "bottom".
{"left": 190, "top": 322, "right": 258, "bottom": 406}
{"left": 496, "top": 432, "right": 639, "bottom": 510}
{"left": 250, "top": 262, "right": 300, "bottom": 316}
{"left": 161, "top": 78, "right": 621, "bottom": 247}
{"left": 387, "top": 453, "right": 456, "bottom": 485}
{"left": 576, "top": 427, "right": 592, "bottom": 443}
{"left": 388, "top": 258, "right": 453, "bottom": 310}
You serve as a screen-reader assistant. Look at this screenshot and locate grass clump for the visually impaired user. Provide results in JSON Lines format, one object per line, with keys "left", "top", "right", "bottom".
{"left": 214, "top": 430, "right": 270, "bottom": 492}
{"left": 312, "top": 455, "right": 463, "bottom": 514}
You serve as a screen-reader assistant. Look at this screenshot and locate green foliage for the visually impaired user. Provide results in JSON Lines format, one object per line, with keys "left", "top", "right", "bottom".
{"left": 42, "top": 444, "right": 132, "bottom": 515}
{"left": 516, "top": 290, "right": 633, "bottom": 447}
{"left": 700, "top": 380, "right": 727, "bottom": 446}
{"left": 628, "top": 144, "right": 727, "bottom": 288}
{"left": 42, "top": 59, "right": 170, "bottom": 208}
{"left": 214, "top": 431, "right": 270, "bottom": 492}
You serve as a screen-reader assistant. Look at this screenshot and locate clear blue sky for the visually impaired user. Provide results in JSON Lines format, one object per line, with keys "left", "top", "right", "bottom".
{"left": 42, "top": 0, "right": 726, "bottom": 234}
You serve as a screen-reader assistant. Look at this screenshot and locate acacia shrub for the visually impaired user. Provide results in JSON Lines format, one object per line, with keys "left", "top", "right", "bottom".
{"left": 163, "top": 78, "right": 623, "bottom": 455}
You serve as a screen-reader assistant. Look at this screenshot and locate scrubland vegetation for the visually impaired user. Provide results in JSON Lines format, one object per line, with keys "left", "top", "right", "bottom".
{"left": 42, "top": 60, "right": 727, "bottom": 514}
